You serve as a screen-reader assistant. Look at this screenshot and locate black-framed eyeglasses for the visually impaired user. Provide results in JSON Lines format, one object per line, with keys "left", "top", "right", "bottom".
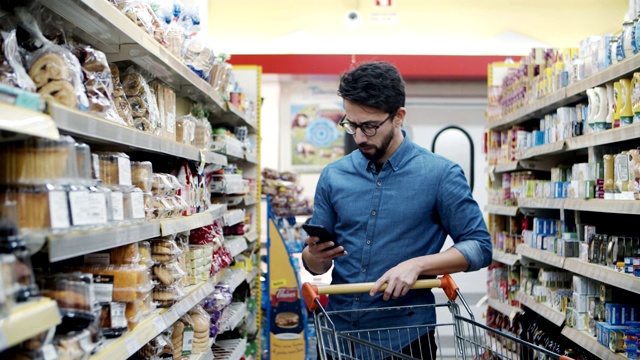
{"left": 339, "top": 112, "right": 396, "bottom": 137}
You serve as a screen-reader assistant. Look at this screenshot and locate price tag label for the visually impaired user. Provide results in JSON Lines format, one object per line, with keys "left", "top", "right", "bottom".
{"left": 111, "top": 191, "right": 124, "bottom": 221}
{"left": 130, "top": 192, "right": 145, "bottom": 219}
{"left": 69, "top": 190, "right": 92, "bottom": 225}
{"left": 110, "top": 302, "right": 127, "bottom": 329}
{"left": 118, "top": 157, "right": 132, "bottom": 186}
{"left": 48, "top": 191, "right": 71, "bottom": 229}
{"left": 153, "top": 316, "right": 167, "bottom": 333}
{"left": 182, "top": 326, "right": 194, "bottom": 355}
{"left": 93, "top": 275, "right": 114, "bottom": 303}
{"left": 87, "top": 192, "right": 108, "bottom": 224}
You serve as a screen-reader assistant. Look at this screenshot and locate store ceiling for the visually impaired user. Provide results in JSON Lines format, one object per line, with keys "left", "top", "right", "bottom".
{"left": 207, "top": 0, "right": 629, "bottom": 56}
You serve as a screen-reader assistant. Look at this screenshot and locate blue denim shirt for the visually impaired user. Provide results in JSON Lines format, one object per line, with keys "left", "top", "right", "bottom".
{"left": 306, "top": 133, "right": 491, "bottom": 356}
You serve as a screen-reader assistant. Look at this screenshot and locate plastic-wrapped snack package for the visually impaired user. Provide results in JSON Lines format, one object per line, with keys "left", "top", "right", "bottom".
{"left": 73, "top": 264, "right": 152, "bottom": 302}
{"left": 175, "top": 115, "right": 196, "bottom": 145}
{"left": 154, "top": 1, "right": 185, "bottom": 60}
{"left": 123, "top": 1, "right": 166, "bottom": 47}
{"left": 172, "top": 160, "right": 197, "bottom": 216}
{"left": 94, "top": 152, "right": 132, "bottom": 187}
{"left": 152, "top": 260, "right": 185, "bottom": 286}
{"left": 0, "top": 218, "right": 38, "bottom": 302}
{"left": 188, "top": 305, "right": 210, "bottom": 354}
{"left": 72, "top": 45, "right": 124, "bottom": 124}
{"left": 56, "top": 329, "right": 95, "bottom": 359}
{"left": 0, "top": 30, "right": 36, "bottom": 92}
{"left": 121, "top": 66, "right": 159, "bottom": 132}
{"left": 16, "top": 9, "right": 89, "bottom": 110}
{"left": 193, "top": 116, "right": 212, "bottom": 150}
{"left": 153, "top": 283, "right": 185, "bottom": 308}
{"left": 133, "top": 332, "right": 174, "bottom": 360}
{"left": 182, "top": 33, "right": 214, "bottom": 81}
{"left": 131, "top": 161, "right": 153, "bottom": 192}
{"left": 150, "top": 235, "right": 182, "bottom": 263}
{"left": 151, "top": 173, "right": 172, "bottom": 197}
{"left": 110, "top": 242, "right": 141, "bottom": 265}
{"left": 138, "top": 240, "right": 153, "bottom": 267}
{"left": 209, "top": 54, "right": 232, "bottom": 94}
{"left": 109, "top": 63, "right": 135, "bottom": 126}
{"left": 39, "top": 273, "right": 96, "bottom": 332}
{"left": 107, "top": 0, "right": 128, "bottom": 10}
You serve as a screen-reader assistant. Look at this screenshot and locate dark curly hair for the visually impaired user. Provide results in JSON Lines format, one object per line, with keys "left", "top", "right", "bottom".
{"left": 337, "top": 61, "right": 405, "bottom": 114}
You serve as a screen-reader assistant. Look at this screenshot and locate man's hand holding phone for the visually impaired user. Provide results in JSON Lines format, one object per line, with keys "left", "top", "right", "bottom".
{"left": 302, "top": 224, "right": 347, "bottom": 260}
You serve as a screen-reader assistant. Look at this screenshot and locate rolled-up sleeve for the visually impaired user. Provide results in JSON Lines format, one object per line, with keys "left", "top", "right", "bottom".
{"left": 437, "top": 163, "right": 492, "bottom": 272}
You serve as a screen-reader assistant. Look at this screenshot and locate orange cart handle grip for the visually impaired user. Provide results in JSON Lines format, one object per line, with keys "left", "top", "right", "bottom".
{"left": 303, "top": 275, "right": 459, "bottom": 311}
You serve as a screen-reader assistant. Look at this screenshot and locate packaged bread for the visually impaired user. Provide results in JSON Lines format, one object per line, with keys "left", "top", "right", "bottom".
{"left": 151, "top": 173, "right": 172, "bottom": 196}
{"left": 123, "top": 2, "right": 166, "bottom": 47}
{"left": 151, "top": 237, "right": 182, "bottom": 263}
{"left": 99, "top": 302, "right": 128, "bottom": 337}
{"left": 121, "top": 66, "right": 159, "bottom": 132}
{"left": 175, "top": 116, "right": 196, "bottom": 145}
{"left": 131, "top": 161, "right": 153, "bottom": 192}
{"left": 138, "top": 241, "right": 153, "bottom": 267}
{"left": 110, "top": 243, "right": 140, "bottom": 265}
{"left": 74, "top": 264, "right": 151, "bottom": 302}
{"left": 134, "top": 333, "right": 174, "bottom": 360}
{"left": 153, "top": 284, "right": 185, "bottom": 308}
{"left": 72, "top": 45, "right": 123, "bottom": 124}
{"left": 188, "top": 305, "right": 211, "bottom": 354}
{"left": 152, "top": 261, "right": 185, "bottom": 286}
{"left": 3, "top": 184, "right": 71, "bottom": 230}
{"left": 123, "top": 187, "right": 146, "bottom": 220}
{"left": 95, "top": 152, "right": 132, "bottom": 187}
{"left": 109, "top": 63, "right": 135, "bottom": 127}
{"left": 0, "top": 136, "right": 79, "bottom": 185}
{"left": 39, "top": 273, "right": 94, "bottom": 314}
{"left": 193, "top": 117, "right": 212, "bottom": 150}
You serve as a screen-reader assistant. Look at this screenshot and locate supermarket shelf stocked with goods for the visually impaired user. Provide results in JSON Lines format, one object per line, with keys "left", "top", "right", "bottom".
{"left": 516, "top": 244, "right": 566, "bottom": 269}
{"left": 491, "top": 248, "right": 520, "bottom": 266}
{"left": 560, "top": 326, "right": 628, "bottom": 360}
{"left": 0, "top": 298, "right": 61, "bottom": 352}
{"left": 92, "top": 272, "right": 224, "bottom": 360}
{"left": 217, "top": 302, "right": 247, "bottom": 334}
{"left": 488, "top": 52, "right": 640, "bottom": 131}
{"left": 485, "top": 205, "right": 519, "bottom": 217}
{"left": 486, "top": 297, "right": 522, "bottom": 320}
{"left": 212, "top": 338, "right": 248, "bottom": 360}
{"left": 515, "top": 291, "right": 565, "bottom": 327}
{"left": 25, "top": 204, "right": 227, "bottom": 263}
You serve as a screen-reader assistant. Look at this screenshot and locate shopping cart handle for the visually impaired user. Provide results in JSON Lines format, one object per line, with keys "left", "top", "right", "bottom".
{"left": 302, "top": 275, "right": 459, "bottom": 311}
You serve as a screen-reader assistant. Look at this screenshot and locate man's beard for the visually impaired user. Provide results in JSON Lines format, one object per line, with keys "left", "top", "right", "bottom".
{"left": 358, "top": 129, "right": 394, "bottom": 163}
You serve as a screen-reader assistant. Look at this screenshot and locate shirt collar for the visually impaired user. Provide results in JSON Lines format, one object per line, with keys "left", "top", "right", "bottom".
{"left": 354, "top": 129, "right": 412, "bottom": 172}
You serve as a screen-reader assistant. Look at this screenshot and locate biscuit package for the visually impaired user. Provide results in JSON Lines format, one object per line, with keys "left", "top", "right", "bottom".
{"left": 121, "top": 66, "right": 159, "bottom": 132}
{"left": 109, "top": 63, "right": 135, "bottom": 126}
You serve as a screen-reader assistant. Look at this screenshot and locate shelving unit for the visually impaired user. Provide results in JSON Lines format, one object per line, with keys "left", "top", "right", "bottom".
{"left": 491, "top": 249, "right": 520, "bottom": 266}
{"left": 515, "top": 291, "right": 565, "bottom": 327}
{"left": 0, "top": 298, "right": 61, "bottom": 352}
{"left": 516, "top": 244, "right": 566, "bottom": 269}
{"left": 212, "top": 338, "right": 248, "bottom": 360}
{"left": 91, "top": 272, "right": 223, "bottom": 360}
{"left": 486, "top": 51, "right": 640, "bottom": 360}
{"left": 487, "top": 298, "right": 521, "bottom": 320}
{"left": 485, "top": 205, "right": 519, "bottom": 217}
{"left": 218, "top": 302, "right": 247, "bottom": 334}
{"left": 0, "top": 103, "right": 59, "bottom": 141}
{"left": 225, "top": 236, "right": 249, "bottom": 259}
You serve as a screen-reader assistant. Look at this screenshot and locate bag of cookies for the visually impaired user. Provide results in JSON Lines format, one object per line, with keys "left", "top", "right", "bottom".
{"left": 121, "top": 66, "right": 159, "bottom": 132}
{"left": 15, "top": 8, "right": 89, "bottom": 111}
{"left": 72, "top": 45, "right": 124, "bottom": 124}
{"left": 122, "top": 1, "right": 166, "bottom": 47}
{"left": 0, "top": 30, "right": 36, "bottom": 92}
{"left": 109, "top": 63, "right": 135, "bottom": 127}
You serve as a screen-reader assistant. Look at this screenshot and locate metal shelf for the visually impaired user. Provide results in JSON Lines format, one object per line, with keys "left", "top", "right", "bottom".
{"left": 223, "top": 209, "right": 246, "bottom": 227}
{"left": 563, "top": 258, "right": 640, "bottom": 295}
{"left": 224, "top": 103, "right": 257, "bottom": 131}
{"left": 516, "top": 197, "right": 565, "bottom": 210}
{"left": 218, "top": 302, "right": 247, "bottom": 334}
{"left": 561, "top": 327, "right": 628, "bottom": 360}
{"left": 485, "top": 205, "right": 519, "bottom": 217}
{"left": 489, "top": 161, "right": 520, "bottom": 174}
{"left": 487, "top": 89, "right": 567, "bottom": 130}
{"left": 516, "top": 291, "right": 565, "bottom": 327}
{"left": 516, "top": 244, "right": 566, "bottom": 269}
{"left": 190, "top": 349, "right": 214, "bottom": 360}
{"left": 563, "top": 198, "right": 640, "bottom": 215}
{"left": 160, "top": 204, "right": 227, "bottom": 236}
{"left": 212, "top": 338, "right": 247, "bottom": 360}
{"left": 518, "top": 141, "right": 565, "bottom": 160}
{"left": 0, "top": 103, "right": 59, "bottom": 141}
{"left": 49, "top": 103, "right": 226, "bottom": 166}
{"left": 244, "top": 230, "right": 259, "bottom": 243}
{"left": 91, "top": 272, "right": 223, "bottom": 360}
{"left": 487, "top": 298, "right": 522, "bottom": 321}
{"left": 565, "top": 123, "right": 640, "bottom": 150}
{"left": 26, "top": 206, "right": 226, "bottom": 263}
{"left": 565, "top": 52, "right": 640, "bottom": 98}
{"left": 0, "top": 298, "right": 61, "bottom": 352}
{"left": 492, "top": 249, "right": 520, "bottom": 266}
{"left": 226, "top": 236, "right": 249, "bottom": 258}
{"left": 243, "top": 196, "right": 259, "bottom": 206}
{"left": 220, "top": 268, "right": 249, "bottom": 294}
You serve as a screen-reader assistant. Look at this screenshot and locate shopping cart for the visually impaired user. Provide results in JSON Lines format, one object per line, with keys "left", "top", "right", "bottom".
{"left": 302, "top": 275, "right": 573, "bottom": 360}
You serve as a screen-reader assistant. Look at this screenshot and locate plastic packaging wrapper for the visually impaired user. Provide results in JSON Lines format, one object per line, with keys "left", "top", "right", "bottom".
{"left": 71, "top": 264, "right": 152, "bottom": 302}
{"left": 122, "top": 186, "right": 146, "bottom": 220}
{"left": 182, "top": 33, "right": 213, "bottom": 81}
{"left": 153, "top": 283, "right": 185, "bottom": 308}
{"left": 152, "top": 260, "right": 186, "bottom": 286}
{"left": 95, "top": 151, "right": 132, "bottom": 187}
{"left": 121, "top": 66, "right": 159, "bottom": 132}
{"left": 138, "top": 240, "right": 153, "bottom": 267}
{"left": 39, "top": 273, "right": 95, "bottom": 332}
{"left": 16, "top": 8, "right": 89, "bottom": 110}
{"left": 131, "top": 161, "right": 153, "bottom": 192}
{"left": 175, "top": 115, "right": 196, "bottom": 145}
{"left": 74, "top": 142, "right": 92, "bottom": 184}
{"left": 110, "top": 242, "right": 141, "bottom": 265}
{"left": 151, "top": 236, "right": 182, "bottom": 263}
{"left": 151, "top": 173, "right": 172, "bottom": 197}
{"left": 0, "top": 135, "right": 79, "bottom": 185}
{"left": 72, "top": 45, "right": 123, "bottom": 123}
{"left": 188, "top": 305, "right": 211, "bottom": 354}
{"left": 109, "top": 63, "right": 135, "bottom": 126}
{"left": 55, "top": 329, "right": 96, "bottom": 359}
{"left": 0, "top": 30, "right": 36, "bottom": 92}
{"left": 123, "top": 1, "right": 166, "bottom": 47}
{"left": 132, "top": 333, "right": 174, "bottom": 360}
{"left": 2, "top": 183, "right": 70, "bottom": 230}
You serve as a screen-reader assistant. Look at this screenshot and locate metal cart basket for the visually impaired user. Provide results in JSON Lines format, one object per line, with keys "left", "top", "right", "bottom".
{"left": 302, "top": 275, "right": 573, "bottom": 360}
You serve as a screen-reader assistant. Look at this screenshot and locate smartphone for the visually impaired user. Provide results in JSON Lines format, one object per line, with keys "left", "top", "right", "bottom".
{"left": 302, "top": 224, "right": 342, "bottom": 251}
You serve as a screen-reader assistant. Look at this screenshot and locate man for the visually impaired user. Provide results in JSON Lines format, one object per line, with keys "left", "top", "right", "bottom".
{"left": 302, "top": 61, "right": 492, "bottom": 360}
